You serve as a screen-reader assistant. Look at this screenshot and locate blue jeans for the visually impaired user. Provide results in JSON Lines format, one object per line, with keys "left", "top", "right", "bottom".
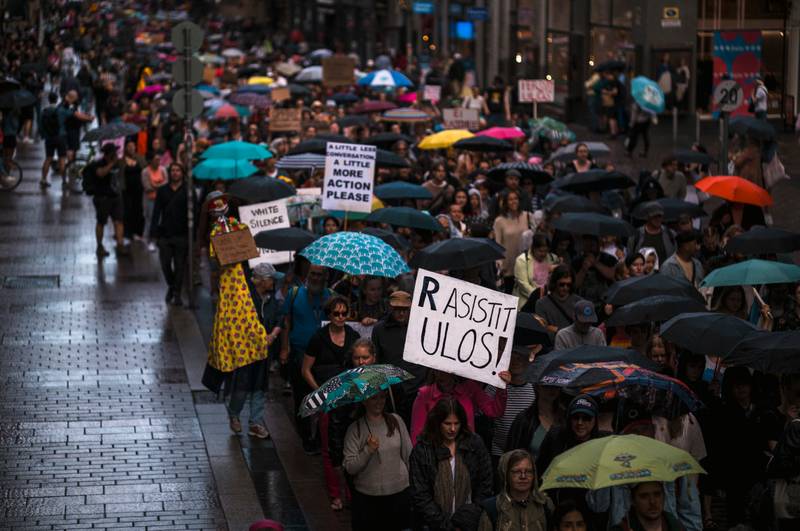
{"left": 227, "top": 389, "right": 265, "bottom": 426}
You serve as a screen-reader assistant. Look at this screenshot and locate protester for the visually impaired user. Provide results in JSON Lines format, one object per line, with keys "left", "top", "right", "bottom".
{"left": 84, "top": 143, "right": 126, "bottom": 258}
{"left": 514, "top": 233, "right": 560, "bottom": 310}
{"left": 535, "top": 265, "right": 584, "bottom": 335}
{"left": 150, "top": 162, "right": 191, "bottom": 305}
{"left": 610, "top": 482, "right": 683, "bottom": 531}
{"left": 660, "top": 230, "right": 705, "bottom": 289}
{"left": 554, "top": 301, "right": 607, "bottom": 350}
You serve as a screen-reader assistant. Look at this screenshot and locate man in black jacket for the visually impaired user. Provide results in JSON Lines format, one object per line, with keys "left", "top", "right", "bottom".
{"left": 150, "top": 162, "right": 191, "bottom": 305}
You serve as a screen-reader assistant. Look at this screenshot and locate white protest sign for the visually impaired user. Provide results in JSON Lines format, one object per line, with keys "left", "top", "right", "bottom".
{"left": 403, "top": 270, "right": 518, "bottom": 388}
{"left": 518, "top": 79, "right": 555, "bottom": 103}
{"left": 442, "top": 108, "right": 480, "bottom": 130}
{"left": 322, "top": 142, "right": 376, "bottom": 214}
{"left": 238, "top": 199, "right": 292, "bottom": 266}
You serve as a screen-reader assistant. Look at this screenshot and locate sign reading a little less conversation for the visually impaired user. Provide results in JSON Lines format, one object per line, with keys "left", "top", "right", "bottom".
{"left": 322, "top": 142, "right": 376, "bottom": 214}
{"left": 239, "top": 199, "right": 292, "bottom": 265}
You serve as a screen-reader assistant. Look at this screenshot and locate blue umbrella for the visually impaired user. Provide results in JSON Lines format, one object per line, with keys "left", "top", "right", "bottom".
{"left": 193, "top": 159, "right": 258, "bottom": 180}
{"left": 201, "top": 141, "right": 272, "bottom": 160}
{"left": 375, "top": 181, "right": 432, "bottom": 200}
{"left": 194, "top": 83, "right": 220, "bottom": 95}
{"left": 299, "top": 231, "right": 410, "bottom": 278}
{"left": 631, "top": 76, "right": 665, "bottom": 114}
{"left": 357, "top": 69, "right": 414, "bottom": 88}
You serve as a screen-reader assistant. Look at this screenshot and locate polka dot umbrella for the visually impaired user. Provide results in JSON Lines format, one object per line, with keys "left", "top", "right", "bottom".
{"left": 299, "top": 231, "right": 410, "bottom": 278}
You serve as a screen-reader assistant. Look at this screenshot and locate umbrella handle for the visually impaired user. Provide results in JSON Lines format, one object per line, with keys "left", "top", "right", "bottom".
{"left": 750, "top": 286, "right": 772, "bottom": 320}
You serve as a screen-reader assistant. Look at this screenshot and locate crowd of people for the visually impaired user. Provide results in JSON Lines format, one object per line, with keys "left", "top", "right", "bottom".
{"left": 1, "top": 2, "right": 799, "bottom": 531}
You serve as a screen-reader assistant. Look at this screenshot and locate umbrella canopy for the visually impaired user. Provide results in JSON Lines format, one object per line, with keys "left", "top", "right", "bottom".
{"left": 193, "top": 159, "right": 258, "bottom": 180}
{"left": 409, "top": 238, "right": 505, "bottom": 271}
{"left": 226, "top": 176, "right": 296, "bottom": 203}
{"left": 361, "top": 227, "right": 410, "bottom": 250}
{"left": 724, "top": 226, "right": 800, "bottom": 255}
{"left": 133, "top": 85, "right": 165, "bottom": 99}
{"left": 543, "top": 194, "right": 609, "bottom": 214}
{"left": 228, "top": 92, "right": 270, "bottom": 107}
{"left": 477, "top": 127, "right": 526, "bottom": 140}
{"left": 660, "top": 312, "right": 759, "bottom": 356}
{"left": 357, "top": 69, "right": 414, "bottom": 88}
{"left": 352, "top": 100, "right": 398, "bottom": 114}
{"left": 195, "top": 83, "right": 220, "bottom": 96}
{"left": 236, "top": 84, "right": 271, "bottom": 95}
{"left": 540, "top": 435, "right": 704, "bottom": 491}
{"left": 295, "top": 66, "right": 323, "bottom": 83}
{"left": 221, "top": 47, "right": 244, "bottom": 58}
{"left": 381, "top": 108, "right": 432, "bottom": 123}
{"left": 605, "top": 274, "right": 706, "bottom": 306}
{"left": 631, "top": 76, "right": 665, "bottom": 114}
{"left": 0, "top": 89, "right": 36, "bottom": 109}
{"left": 514, "top": 313, "right": 552, "bottom": 347}
{"left": 201, "top": 141, "right": 272, "bottom": 161}
{"left": 527, "top": 346, "right": 659, "bottom": 385}
{"left": 453, "top": 136, "right": 513, "bottom": 152}
{"left": 729, "top": 116, "right": 776, "bottom": 141}
{"left": 331, "top": 92, "right": 359, "bottom": 105}
{"left": 529, "top": 117, "right": 576, "bottom": 143}
{"left": 552, "top": 212, "right": 634, "bottom": 238}
{"left": 254, "top": 227, "right": 317, "bottom": 251}
{"left": 247, "top": 76, "right": 274, "bottom": 85}
{"left": 487, "top": 162, "right": 552, "bottom": 185}
{"left": 548, "top": 142, "right": 611, "bottom": 163}
{"left": 309, "top": 48, "right": 333, "bottom": 60}
{"left": 207, "top": 103, "right": 245, "bottom": 119}
{"left": 275, "top": 62, "right": 302, "bottom": 77}
{"left": 198, "top": 53, "right": 224, "bottom": 65}
{"left": 418, "top": 130, "right": 474, "bottom": 150}
{"left": 375, "top": 181, "right": 432, "bottom": 200}
{"left": 724, "top": 331, "right": 800, "bottom": 373}
{"left": 673, "top": 148, "right": 714, "bottom": 166}
{"left": 0, "top": 77, "right": 22, "bottom": 93}
{"left": 299, "top": 364, "right": 414, "bottom": 417}
{"left": 605, "top": 295, "right": 707, "bottom": 326}
{"left": 553, "top": 169, "right": 635, "bottom": 194}
{"left": 288, "top": 137, "right": 355, "bottom": 155}
{"left": 276, "top": 153, "right": 326, "bottom": 170}
{"left": 366, "top": 206, "right": 444, "bottom": 232}
{"left": 695, "top": 175, "right": 772, "bottom": 207}
{"left": 701, "top": 259, "right": 800, "bottom": 288}
{"left": 364, "top": 132, "right": 414, "bottom": 149}
{"left": 631, "top": 198, "right": 707, "bottom": 223}
{"left": 299, "top": 231, "right": 410, "bottom": 278}
{"left": 336, "top": 115, "right": 369, "bottom": 129}
{"left": 82, "top": 122, "right": 140, "bottom": 142}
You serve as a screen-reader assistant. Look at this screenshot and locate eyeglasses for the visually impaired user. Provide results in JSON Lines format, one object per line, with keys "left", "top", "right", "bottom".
{"left": 510, "top": 469, "right": 535, "bottom": 478}
{"left": 330, "top": 311, "right": 348, "bottom": 317}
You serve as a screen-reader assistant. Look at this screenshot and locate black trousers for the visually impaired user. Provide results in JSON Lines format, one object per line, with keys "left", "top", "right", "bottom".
{"left": 626, "top": 121, "right": 651, "bottom": 155}
{"left": 157, "top": 237, "right": 188, "bottom": 294}
{"left": 289, "top": 356, "right": 313, "bottom": 444}
{"left": 351, "top": 488, "right": 411, "bottom": 531}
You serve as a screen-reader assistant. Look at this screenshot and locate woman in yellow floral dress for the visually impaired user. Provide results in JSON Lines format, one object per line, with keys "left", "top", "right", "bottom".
{"left": 203, "top": 195, "right": 271, "bottom": 438}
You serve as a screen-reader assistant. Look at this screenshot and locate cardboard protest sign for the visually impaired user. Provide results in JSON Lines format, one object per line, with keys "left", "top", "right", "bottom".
{"left": 403, "top": 270, "right": 518, "bottom": 388}
{"left": 238, "top": 199, "right": 292, "bottom": 266}
{"left": 211, "top": 228, "right": 259, "bottom": 266}
{"left": 322, "top": 56, "right": 356, "bottom": 87}
{"left": 322, "top": 142, "right": 376, "bottom": 214}
{"left": 270, "top": 108, "right": 302, "bottom": 132}
{"left": 442, "top": 108, "right": 480, "bottom": 130}
{"left": 271, "top": 86, "right": 290, "bottom": 102}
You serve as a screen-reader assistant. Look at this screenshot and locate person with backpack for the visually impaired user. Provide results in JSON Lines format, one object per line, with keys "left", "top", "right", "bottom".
{"left": 626, "top": 202, "right": 676, "bottom": 266}
{"left": 83, "top": 143, "right": 126, "bottom": 258}
{"left": 40, "top": 92, "right": 67, "bottom": 188}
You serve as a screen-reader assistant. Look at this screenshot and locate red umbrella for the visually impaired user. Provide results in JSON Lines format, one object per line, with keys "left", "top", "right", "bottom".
{"left": 210, "top": 103, "right": 241, "bottom": 119}
{"left": 696, "top": 175, "right": 772, "bottom": 207}
{"left": 352, "top": 100, "right": 398, "bottom": 114}
{"left": 477, "top": 126, "right": 526, "bottom": 140}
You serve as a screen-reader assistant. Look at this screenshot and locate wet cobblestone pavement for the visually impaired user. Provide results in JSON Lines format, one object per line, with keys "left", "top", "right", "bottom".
{"left": 0, "top": 142, "right": 228, "bottom": 530}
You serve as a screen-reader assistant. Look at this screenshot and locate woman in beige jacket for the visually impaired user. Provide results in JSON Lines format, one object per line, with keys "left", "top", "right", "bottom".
{"left": 513, "top": 233, "right": 560, "bottom": 310}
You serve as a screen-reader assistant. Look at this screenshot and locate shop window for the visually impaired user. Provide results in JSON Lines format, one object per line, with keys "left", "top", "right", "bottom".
{"left": 591, "top": 0, "right": 611, "bottom": 25}
{"left": 611, "top": 0, "right": 633, "bottom": 27}
{"left": 546, "top": 32, "right": 570, "bottom": 105}
{"left": 547, "top": 0, "right": 570, "bottom": 31}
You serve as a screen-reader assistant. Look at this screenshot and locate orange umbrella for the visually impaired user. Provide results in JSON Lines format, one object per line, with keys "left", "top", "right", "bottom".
{"left": 695, "top": 176, "right": 772, "bottom": 207}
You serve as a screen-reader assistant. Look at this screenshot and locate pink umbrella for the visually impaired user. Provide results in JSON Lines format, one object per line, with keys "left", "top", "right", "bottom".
{"left": 211, "top": 103, "right": 241, "bottom": 119}
{"left": 477, "top": 126, "right": 526, "bottom": 140}
{"left": 133, "top": 85, "right": 165, "bottom": 99}
{"left": 397, "top": 92, "right": 417, "bottom": 104}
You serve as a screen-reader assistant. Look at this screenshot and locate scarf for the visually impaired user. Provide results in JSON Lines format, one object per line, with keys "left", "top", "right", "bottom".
{"left": 434, "top": 453, "right": 472, "bottom": 517}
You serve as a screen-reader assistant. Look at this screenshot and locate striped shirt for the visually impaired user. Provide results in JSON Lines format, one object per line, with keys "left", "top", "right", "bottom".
{"left": 488, "top": 382, "right": 537, "bottom": 456}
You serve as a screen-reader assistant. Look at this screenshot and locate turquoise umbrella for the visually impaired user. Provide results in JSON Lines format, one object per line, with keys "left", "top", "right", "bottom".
{"left": 299, "top": 231, "right": 410, "bottom": 278}
{"left": 201, "top": 140, "right": 272, "bottom": 161}
{"left": 631, "top": 76, "right": 665, "bottom": 114}
{"left": 193, "top": 159, "right": 258, "bottom": 180}
{"left": 299, "top": 364, "right": 413, "bottom": 417}
{"left": 701, "top": 259, "right": 800, "bottom": 288}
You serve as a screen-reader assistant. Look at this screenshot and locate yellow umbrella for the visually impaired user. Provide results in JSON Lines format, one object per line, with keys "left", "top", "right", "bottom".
{"left": 418, "top": 129, "right": 474, "bottom": 150}
{"left": 248, "top": 76, "right": 274, "bottom": 85}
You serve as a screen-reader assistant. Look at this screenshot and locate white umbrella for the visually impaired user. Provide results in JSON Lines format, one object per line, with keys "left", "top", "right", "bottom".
{"left": 222, "top": 48, "right": 244, "bottom": 58}
{"left": 295, "top": 66, "right": 323, "bottom": 83}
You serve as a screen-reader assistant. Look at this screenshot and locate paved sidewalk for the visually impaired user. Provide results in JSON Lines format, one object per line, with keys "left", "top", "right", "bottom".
{"left": 0, "top": 142, "right": 248, "bottom": 530}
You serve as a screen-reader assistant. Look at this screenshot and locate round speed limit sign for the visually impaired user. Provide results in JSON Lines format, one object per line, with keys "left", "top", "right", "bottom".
{"left": 713, "top": 80, "right": 743, "bottom": 112}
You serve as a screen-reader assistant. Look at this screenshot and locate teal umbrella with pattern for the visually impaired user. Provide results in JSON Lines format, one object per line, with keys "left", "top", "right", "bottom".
{"left": 299, "top": 231, "right": 410, "bottom": 278}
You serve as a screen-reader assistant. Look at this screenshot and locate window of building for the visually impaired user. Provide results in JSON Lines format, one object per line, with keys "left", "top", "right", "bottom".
{"left": 611, "top": 0, "right": 633, "bottom": 27}
{"left": 591, "top": 0, "right": 611, "bottom": 25}
{"left": 546, "top": 32, "right": 570, "bottom": 105}
{"left": 547, "top": 0, "right": 570, "bottom": 31}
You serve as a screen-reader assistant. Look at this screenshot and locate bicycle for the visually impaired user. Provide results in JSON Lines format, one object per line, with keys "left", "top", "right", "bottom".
{"left": 0, "top": 158, "right": 23, "bottom": 191}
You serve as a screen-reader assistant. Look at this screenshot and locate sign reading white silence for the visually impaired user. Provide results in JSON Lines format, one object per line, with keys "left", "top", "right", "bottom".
{"left": 403, "top": 270, "right": 518, "bottom": 388}
{"left": 238, "top": 199, "right": 292, "bottom": 266}
{"left": 322, "top": 142, "right": 376, "bottom": 214}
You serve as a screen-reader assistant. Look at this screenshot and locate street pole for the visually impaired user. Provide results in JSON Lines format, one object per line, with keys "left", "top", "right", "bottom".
{"left": 720, "top": 111, "right": 729, "bottom": 174}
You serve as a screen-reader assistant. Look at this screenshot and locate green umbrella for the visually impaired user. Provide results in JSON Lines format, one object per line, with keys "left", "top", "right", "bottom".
{"left": 700, "top": 259, "right": 800, "bottom": 288}
{"left": 201, "top": 140, "right": 273, "bottom": 161}
{"left": 540, "top": 435, "right": 705, "bottom": 491}
{"left": 529, "top": 117, "right": 576, "bottom": 142}
{"left": 193, "top": 159, "right": 258, "bottom": 180}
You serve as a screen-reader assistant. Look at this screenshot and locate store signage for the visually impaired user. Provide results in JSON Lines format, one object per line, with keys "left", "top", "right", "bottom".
{"left": 712, "top": 31, "right": 762, "bottom": 116}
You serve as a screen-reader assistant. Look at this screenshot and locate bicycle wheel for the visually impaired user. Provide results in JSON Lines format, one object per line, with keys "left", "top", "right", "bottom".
{"left": 64, "top": 159, "right": 86, "bottom": 191}
{"left": 0, "top": 161, "right": 23, "bottom": 191}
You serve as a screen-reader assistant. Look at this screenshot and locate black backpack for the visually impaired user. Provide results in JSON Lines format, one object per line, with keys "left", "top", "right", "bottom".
{"left": 41, "top": 106, "right": 60, "bottom": 138}
{"left": 81, "top": 161, "right": 98, "bottom": 196}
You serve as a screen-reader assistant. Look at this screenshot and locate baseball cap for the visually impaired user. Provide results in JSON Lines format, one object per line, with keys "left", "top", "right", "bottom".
{"left": 641, "top": 201, "right": 664, "bottom": 219}
{"left": 389, "top": 291, "right": 412, "bottom": 308}
{"left": 574, "top": 300, "right": 597, "bottom": 324}
{"left": 568, "top": 394, "right": 598, "bottom": 418}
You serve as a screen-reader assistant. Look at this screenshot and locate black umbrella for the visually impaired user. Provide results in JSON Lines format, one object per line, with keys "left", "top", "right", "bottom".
{"left": 364, "top": 132, "right": 414, "bottom": 149}
{"left": 288, "top": 139, "right": 408, "bottom": 168}
{"left": 361, "top": 227, "right": 410, "bottom": 249}
{"left": 544, "top": 193, "right": 610, "bottom": 214}
{"left": 453, "top": 136, "right": 513, "bottom": 152}
{"left": 514, "top": 313, "right": 552, "bottom": 347}
{"left": 366, "top": 206, "right": 444, "bottom": 232}
{"left": 595, "top": 60, "right": 626, "bottom": 72}
{"left": 227, "top": 176, "right": 296, "bottom": 203}
{"left": 631, "top": 198, "right": 707, "bottom": 223}
{"left": 673, "top": 148, "right": 714, "bottom": 166}
{"left": 552, "top": 212, "right": 634, "bottom": 238}
{"left": 254, "top": 227, "right": 317, "bottom": 251}
{"left": 0, "top": 89, "right": 35, "bottom": 109}
{"left": 526, "top": 345, "right": 658, "bottom": 384}
{"left": 82, "top": 122, "right": 141, "bottom": 142}
{"left": 547, "top": 142, "right": 611, "bottom": 163}
{"left": 724, "top": 226, "right": 800, "bottom": 255}
{"left": 375, "top": 150, "right": 410, "bottom": 169}
{"left": 553, "top": 169, "right": 635, "bottom": 194}
{"left": 336, "top": 115, "right": 369, "bottom": 129}
{"left": 487, "top": 162, "right": 552, "bottom": 184}
{"left": 331, "top": 92, "right": 359, "bottom": 105}
{"left": 0, "top": 77, "right": 21, "bottom": 93}
{"left": 288, "top": 83, "right": 312, "bottom": 97}
{"left": 409, "top": 238, "right": 505, "bottom": 271}
{"left": 660, "top": 312, "right": 759, "bottom": 356}
{"left": 724, "top": 331, "right": 800, "bottom": 373}
{"left": 605, "top": 295, "right": 707, "bottom": 326}
{"left": 729, "top": 116, "right": 775, "bottom": 141}
{"left": 237, "top": 66, "right": 263, "bottom": 78}
{"left": 605, "top": 274, "right": 706, "bottom": 306}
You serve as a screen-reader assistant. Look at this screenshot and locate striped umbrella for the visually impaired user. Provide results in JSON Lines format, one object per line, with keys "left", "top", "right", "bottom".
{"left": 276, "top": 153, "right": 326, "bottom": 170}
{"left": 381, "top": 108, "right": 431, "bottom": 123}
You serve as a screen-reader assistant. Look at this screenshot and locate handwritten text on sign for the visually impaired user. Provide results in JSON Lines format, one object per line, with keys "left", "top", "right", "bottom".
{"left": 442, "top": 108, "right": 480, "bottom": 130}
{"left": 518, "top": 79, "right": 555, "bottom": 103}
{"left": 403, "top": 270, "right": 517, "bottom": 388}
{"left": 322, "top": 142, "right": 376, "bottom": 214}
{"left": 239, "top": 199, "right": 292, "bottom": 265}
